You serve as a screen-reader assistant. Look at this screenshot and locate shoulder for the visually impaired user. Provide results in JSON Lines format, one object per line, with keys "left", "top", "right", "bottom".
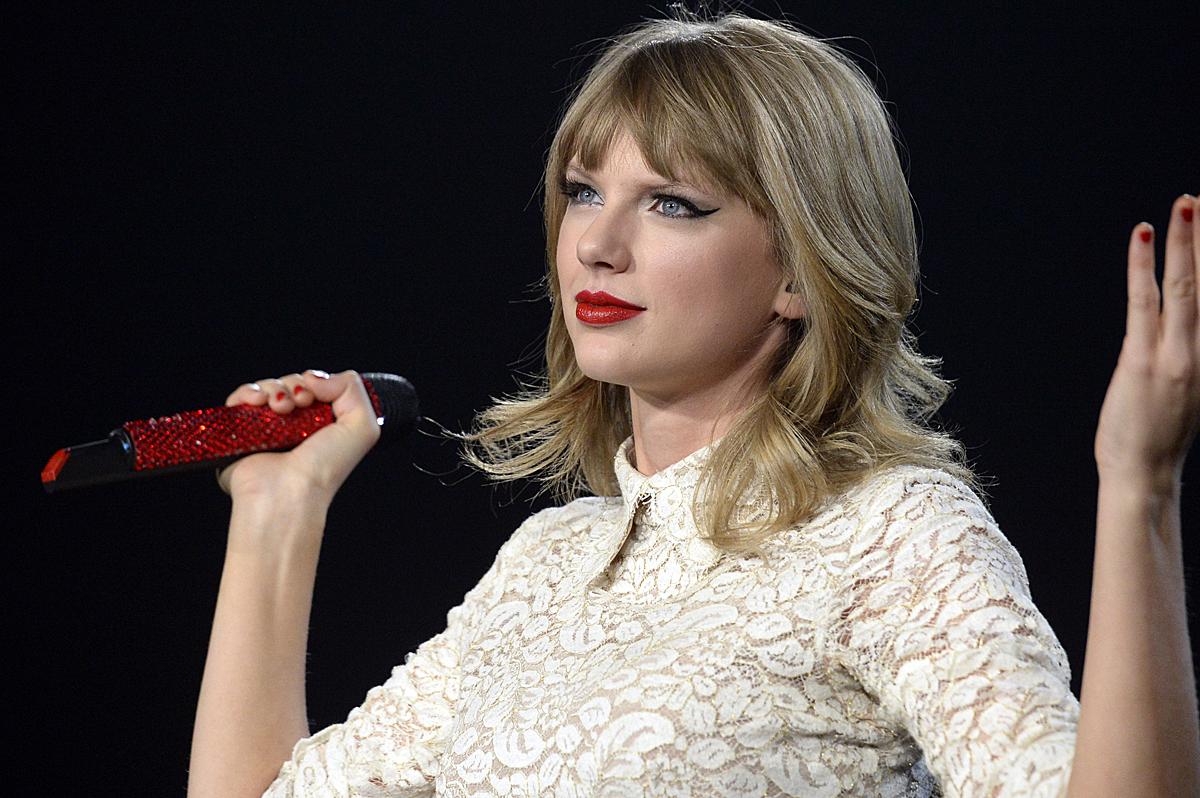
{"left": 517, "top": 495, "right": 617, "bottom": 536}
{"left": 764, "top": 462, "right": 995, "bottom": 538}
{"left": 849, "top": 463, "right": 999, "bottom": 540}
{"left": 500, "top": 495, "right": 619, "bottom": 558}
{"left": 838, "top": 464, "right": 1029, "bottom": 594}
{"left": 767, "top": 464, "right": 1024, "bottom": 586}
{"left": 769, "top": 463, "right": 990, "bottom": 543}
{"left": 853, "top": 464, "right": 993, "bottom": 526}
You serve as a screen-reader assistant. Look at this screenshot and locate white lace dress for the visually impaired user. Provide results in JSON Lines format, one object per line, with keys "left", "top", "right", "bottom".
{"left": 263, "top": 436, "right": 1079, "bottom": 797}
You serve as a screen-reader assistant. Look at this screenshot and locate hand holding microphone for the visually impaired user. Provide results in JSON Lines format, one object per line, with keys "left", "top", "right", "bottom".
{"left": 215, "top": 370, "right": 386, "bottom": 505}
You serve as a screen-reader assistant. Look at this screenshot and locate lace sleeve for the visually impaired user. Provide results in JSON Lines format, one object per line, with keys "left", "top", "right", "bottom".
{"left": 260, "top": 507, "right": 548, "bottom": 798}
{"left": 827, "top": 469, "right": 1080, "bottom": 798}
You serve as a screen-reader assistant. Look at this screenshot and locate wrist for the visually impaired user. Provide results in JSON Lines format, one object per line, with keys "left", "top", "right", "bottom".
{"left": 1096, "top": 469, "right": 1184, "bottom": 555}
{"left": 228, "top": 483, "right": 331, "bottom": 556}
{"left": 1096, "top": 465, "right": 1182, "bottom": 500}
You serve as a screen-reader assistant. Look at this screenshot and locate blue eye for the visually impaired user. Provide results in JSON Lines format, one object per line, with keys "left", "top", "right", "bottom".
{"left": 656, "top": 197, "right": 688, "bottom": 218}
{"left": 557, "top": 178, "right": 719, "bottom": 220}
{"left": 559, "top": 180, "right": 600, "bottom": 206}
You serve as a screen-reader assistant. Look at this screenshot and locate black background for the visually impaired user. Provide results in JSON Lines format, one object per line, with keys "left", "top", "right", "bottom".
{"left": 10, "top": 1, "right": 1199, "bottom": 791}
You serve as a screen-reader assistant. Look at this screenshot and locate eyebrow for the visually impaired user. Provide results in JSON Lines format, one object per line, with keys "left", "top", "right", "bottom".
{"left": 564, "top": 164, "right": 714, "bottom": 196}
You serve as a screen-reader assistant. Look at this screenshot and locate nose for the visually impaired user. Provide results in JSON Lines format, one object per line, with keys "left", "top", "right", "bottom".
{"left": 574, "top": 208, "right": 633, "bottom": 274}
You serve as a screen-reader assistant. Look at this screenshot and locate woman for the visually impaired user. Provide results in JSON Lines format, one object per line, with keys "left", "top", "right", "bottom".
{"left": 187, "top": 12, "right": 1199, "bottom": 797}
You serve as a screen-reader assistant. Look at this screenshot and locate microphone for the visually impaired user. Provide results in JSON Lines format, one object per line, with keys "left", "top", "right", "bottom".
{"left": 41, "top": 373, "right": 419, "bottom": 493}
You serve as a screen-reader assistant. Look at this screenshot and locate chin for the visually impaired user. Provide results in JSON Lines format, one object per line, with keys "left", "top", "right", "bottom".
{"left": 575, "top": 362, "right": 633, "bottom": 388}
{"left": 569, "top": 334, "right": 616, "bottom": 366}
{"left": 571, "top": 349, "right": 633, "bottom": 386}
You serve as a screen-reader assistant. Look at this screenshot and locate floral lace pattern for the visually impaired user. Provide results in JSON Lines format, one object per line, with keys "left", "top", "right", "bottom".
{"left": 264, "top": 437, "right": 1078, "bottom": 797}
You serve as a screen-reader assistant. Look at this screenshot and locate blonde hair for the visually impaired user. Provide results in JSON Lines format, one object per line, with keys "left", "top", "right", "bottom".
{"left": 452, "top": 9, "right": 986, "bottom": 553}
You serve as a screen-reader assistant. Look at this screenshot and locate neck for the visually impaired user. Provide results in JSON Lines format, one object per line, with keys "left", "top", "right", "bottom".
{"left": 626, "top": 398, "right": 737, "bottom": 477}
{"left": 627, "top": 361, "right": 776, "bottom": 478}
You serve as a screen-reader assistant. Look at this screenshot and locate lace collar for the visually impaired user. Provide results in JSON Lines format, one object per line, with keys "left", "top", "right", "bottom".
{"left": 611, "top": 434, "right": 720, "bottom": 513}
{"left": 579, "top": 435, "right": 725, "bottom": 593}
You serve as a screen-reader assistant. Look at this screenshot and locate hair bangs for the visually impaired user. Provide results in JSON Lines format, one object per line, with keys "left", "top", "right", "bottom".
{"left": 551, "top": 39, "right": 763, "bottom": 211}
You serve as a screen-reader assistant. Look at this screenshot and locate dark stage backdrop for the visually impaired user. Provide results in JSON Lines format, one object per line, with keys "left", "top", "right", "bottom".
{"left": 11, "top": 2, "right": 1198, "bottom": 791}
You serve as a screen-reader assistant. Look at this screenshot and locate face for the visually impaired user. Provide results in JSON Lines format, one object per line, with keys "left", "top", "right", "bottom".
{"left": 556, "top": 130, "right": 805, "bottom": 404}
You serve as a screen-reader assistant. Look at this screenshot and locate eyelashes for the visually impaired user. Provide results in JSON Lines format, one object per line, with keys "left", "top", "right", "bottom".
{"left": 557, "top": 178, "right": 719, "bottom": 220}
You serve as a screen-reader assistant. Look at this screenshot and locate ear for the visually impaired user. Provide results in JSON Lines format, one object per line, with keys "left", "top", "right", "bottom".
{"left": 772, "top": 279, "right": 806, "bottom": 320}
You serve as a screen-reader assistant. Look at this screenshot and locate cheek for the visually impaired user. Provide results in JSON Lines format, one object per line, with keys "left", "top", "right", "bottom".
{"left": 654, "top": 247, "right": 766, "bottom": 327}
{"left": 555, "top": 223, "right": 582, "bottom": 284}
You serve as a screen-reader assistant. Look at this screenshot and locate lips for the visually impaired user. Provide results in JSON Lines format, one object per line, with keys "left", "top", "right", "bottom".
{"left": 574, "top": 290, "right": 645, "bottom": 325}
{"left": 574, "top": 290, "right": 644, "bottom": 310}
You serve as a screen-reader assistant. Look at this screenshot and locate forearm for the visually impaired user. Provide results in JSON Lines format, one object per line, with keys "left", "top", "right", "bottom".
{"left": 1067, "top": 478, "right": 1199, "bottom": 797}
{"left": 187, "top": 499, "right": 327, "bottom": 798}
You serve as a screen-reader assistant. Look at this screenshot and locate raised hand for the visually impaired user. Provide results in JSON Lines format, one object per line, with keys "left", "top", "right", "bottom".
{"left": 191, "top": 368, "right": 382, "bottom": 795}
{"left": 1094, "top": 194, "right": 1199, "bottom": 494}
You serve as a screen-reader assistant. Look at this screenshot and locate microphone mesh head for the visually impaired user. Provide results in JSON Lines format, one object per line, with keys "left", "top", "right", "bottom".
{"left": 361, "top": 373, "right": 420, "bottom": 440}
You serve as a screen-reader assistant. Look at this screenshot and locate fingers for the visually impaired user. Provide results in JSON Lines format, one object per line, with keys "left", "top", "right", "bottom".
{"left": 224, "top": 373, "right": 318, "bottom": 413}
{"left": 220, "top": 369, "right": 379, "bottom": 447}
{"left": 299, "top": 369, "right": 382, "bottom": 444}
{"left": 224, "top": 381, "right": 267, "bottom": 407}
{"left": 1160, "top": 193, "right": 1197, "bottom": 347}
{"left": 1126, "top": 221, "right": 1160, "bottom": 354}
{"left": 1126, "top": 194, "right": 1199, "bottom": 355}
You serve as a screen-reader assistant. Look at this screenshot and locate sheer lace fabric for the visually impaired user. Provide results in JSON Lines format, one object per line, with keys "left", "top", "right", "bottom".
{"left": 264, "top": 436, "right": 1078, "bottom": 797}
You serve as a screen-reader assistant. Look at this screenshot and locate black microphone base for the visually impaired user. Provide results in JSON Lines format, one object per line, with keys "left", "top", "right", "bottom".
{"left": 41, "top": 430, "right": 234, "bottom": 493}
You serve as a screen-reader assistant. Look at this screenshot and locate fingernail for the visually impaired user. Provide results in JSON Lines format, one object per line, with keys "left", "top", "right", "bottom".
{"left": 275, "top": 391, "right": 286, "bottom": 401}
{"left": 249, "top": 382, "right": 262, "bottom": 392}
{"left": 1183, "top": 206, "right": 1194, "bottom": 223}
{"left": 1139, "top": 225, "right": 1153, "bottom": 243}
{"left": 309, "top": 369, "right": 331, "bottom": 379}
{"left": 293, "top": 384, "right": 305, "bottom": 395}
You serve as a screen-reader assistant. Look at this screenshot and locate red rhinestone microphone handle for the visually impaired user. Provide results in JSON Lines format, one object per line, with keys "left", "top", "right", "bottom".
{"left": 122, "top": 377, "right": 384, "bottom": 471}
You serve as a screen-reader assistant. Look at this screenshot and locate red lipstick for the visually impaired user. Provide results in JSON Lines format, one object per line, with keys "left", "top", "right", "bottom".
{"left": 574, "top": 290, "right": 645, "bottom": 325}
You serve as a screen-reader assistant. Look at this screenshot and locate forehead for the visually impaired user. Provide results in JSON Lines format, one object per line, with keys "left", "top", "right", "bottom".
{"left": 566, "top": 129, "right": 721, "bottom": 193}
{"left": 565, "top": 130, "right": 652, "bottom": 175}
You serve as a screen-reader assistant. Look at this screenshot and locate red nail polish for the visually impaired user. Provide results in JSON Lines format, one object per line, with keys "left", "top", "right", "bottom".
{"left": 275, "top": 391, "right": 286, "bottom": 401}
{"left": 1184, "top": 206, "right": 1194, "bottom": 223}
{"left": 1139, "top": 228, "right": 1152, "bottom": 243}
{"left": 293, "top": 384, "right": 305, "bottom": 395}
